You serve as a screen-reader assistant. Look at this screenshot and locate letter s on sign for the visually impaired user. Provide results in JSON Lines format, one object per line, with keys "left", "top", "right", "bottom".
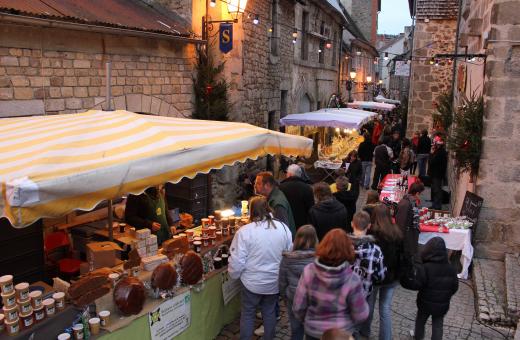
{"left": 222, "top": 29, "right": 231, "bottom": 43}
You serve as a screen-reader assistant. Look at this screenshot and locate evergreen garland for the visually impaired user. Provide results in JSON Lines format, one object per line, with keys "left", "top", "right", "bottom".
{"left": 432, "top": 92, "right": 454, "bottom": 132}
{"left": 447, "top": 93, "right": 484, "bottom": 177}
{"left": 192, "top": 49, "right": 230, "bottom": 121}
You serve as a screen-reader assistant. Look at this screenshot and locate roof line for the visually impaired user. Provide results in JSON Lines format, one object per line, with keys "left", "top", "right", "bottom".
{"left": 0, "top": 12, "right": 204, "bottom": 44}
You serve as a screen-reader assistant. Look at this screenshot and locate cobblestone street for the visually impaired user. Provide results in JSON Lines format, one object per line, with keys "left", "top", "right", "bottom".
{"left": 217, "top": 280, "right": 515, "bottom": 340}
{"left": 217, "top": 187, "right": 516, "bottom": 340}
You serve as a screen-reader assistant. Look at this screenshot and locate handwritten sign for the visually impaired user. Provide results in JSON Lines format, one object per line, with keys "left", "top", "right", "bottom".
{"left": 221, "top": 272, "right": 241, "bottom": 305}
{"left": 149, "top": 291, "right": 191, "bottom": 340}
{"left": 460, "top": 191, "right": 483, "bottom": 225}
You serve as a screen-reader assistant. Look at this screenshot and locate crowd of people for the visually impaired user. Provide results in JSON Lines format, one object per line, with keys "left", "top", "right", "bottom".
{"left": 228, "top": 123, "right": 456, "bottom": 340}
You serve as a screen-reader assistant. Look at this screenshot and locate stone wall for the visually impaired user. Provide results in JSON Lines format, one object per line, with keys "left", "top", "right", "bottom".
{"left": 407, "top": 19, "right": 457, "bottom": 136}
{"left": 465, "top": 0, "right": 520, "bottom": 259}
{"left": 0, "top": 23, "right": 196, "bottom": 117}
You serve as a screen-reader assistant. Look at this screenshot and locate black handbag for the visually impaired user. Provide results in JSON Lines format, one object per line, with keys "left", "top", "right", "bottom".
{"left": 399, "top": 255, "right": 423, "bottom": 291}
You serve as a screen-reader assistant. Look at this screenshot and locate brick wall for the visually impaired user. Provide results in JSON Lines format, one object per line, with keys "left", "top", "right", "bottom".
{"left": 0, "top": 23, "right": 196, "bottom": 117}
{"left": 406, "top": 19, "right": 457, "bottom": 136}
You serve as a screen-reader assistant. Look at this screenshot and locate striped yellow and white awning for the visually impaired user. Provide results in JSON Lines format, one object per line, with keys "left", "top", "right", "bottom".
{"left": 0, "top": 110, "right": 312, "bottom": 227}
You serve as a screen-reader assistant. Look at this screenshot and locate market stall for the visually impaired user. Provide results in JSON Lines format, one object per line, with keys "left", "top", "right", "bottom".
{"left": 378, "top": 174, "right": 474, "bottom": 280}
{"left": 0, "top": 110, "right": 312, "bottom": 339}
{"left": 374, "top": 95, "right": 401, "bottom": 105}
{"left": 347, "top": 101, "right": 396, "bottom": 112}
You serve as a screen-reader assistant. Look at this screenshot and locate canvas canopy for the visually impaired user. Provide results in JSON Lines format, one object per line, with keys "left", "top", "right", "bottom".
{"left": 279, "top": 108, "right": 376, "bottom": 129}
{"left": 0, "top": 110, "right": 312, "bottom": 227}
{"left": 374, "top": 95, "right": 401, "bottom": 105}
{"left": 347, "top": 101, "right": 396, "bottom": 111}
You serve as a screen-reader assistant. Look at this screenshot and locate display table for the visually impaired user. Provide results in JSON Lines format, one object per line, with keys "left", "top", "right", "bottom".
{"left": 419, "top": 228, "right": 473, "bottom": 279}
{"left": 379, "top": 174, "right": 417, "bottom": 203}
{"left": 96, "top": 268, "right": 241, "bottom": 340}
{"left": 314, "top": 160, "right": 343, "bottom": 182}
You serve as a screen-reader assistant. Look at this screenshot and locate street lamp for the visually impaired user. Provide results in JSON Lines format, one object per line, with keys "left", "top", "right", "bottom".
{"left": 366, "top": 76, "right": 372, "bottom": 83}
{"left": 346, "top": 69, "right": 357, "bottom": 102}
{"left": 227, "top": 0, "right": 248, "bottom": 17}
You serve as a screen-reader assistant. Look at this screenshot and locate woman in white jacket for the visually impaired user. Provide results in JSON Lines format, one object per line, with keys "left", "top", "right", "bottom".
{"left": 228, "top": 196, "right": 293, "bottom": 340}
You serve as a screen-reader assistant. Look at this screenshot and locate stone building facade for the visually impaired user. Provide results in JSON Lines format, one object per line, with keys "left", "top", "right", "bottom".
{"left": 449, "top": 0, "right": 520, "bottom": 259}
{"left": 0, "top": 2, "right": 199, "bottom": 118}
{"left": 340, "top": 0, "right": 380, "bottom": 45}
{"left": 406, "top": 0, "right": 458, "bottom": 135}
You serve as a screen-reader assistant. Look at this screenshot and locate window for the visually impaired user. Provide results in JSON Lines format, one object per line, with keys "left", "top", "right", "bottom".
{"left": 280, "top": 90, "right": 288, "bottom": 118}
{"left": 270, "top": 0, "right": 279, "bottom": 57}
{"left": 301, "top": 11, "right": 309, "bottom": 60}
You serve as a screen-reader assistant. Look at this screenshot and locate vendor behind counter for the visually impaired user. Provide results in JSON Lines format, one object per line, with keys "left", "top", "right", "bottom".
{"left": 125, "top": 186, "right": 175, "bottom": 245}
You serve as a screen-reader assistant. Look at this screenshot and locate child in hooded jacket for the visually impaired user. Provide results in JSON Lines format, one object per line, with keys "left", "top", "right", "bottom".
{"left": 414, "top": 237, "right": 459, "bottom": 340}
{"left": 292, "top": 228, "right": 368, "bottom": 340}
{"left": 279, "top": 225, "right": 318, "bottom": 340}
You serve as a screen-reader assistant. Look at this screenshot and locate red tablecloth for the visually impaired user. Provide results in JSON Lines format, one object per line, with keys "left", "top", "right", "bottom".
{"left": 378, "top": 174, "right": 418, "bottom": 202}
{"left": 419, "top": 224, "right": 450, "bottom": 233}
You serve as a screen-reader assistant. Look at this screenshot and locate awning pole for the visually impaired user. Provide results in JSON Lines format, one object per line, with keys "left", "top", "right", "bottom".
{"left": 108, "top": 199, "right": 114, "bottom": 242}
{"left": 105, "top": 62, "right": 113, "bottom": 111}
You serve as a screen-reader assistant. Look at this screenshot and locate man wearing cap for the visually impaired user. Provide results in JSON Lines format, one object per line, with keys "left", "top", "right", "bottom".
{"left": 429, "top": 136, "right": 448, "bottom": 210}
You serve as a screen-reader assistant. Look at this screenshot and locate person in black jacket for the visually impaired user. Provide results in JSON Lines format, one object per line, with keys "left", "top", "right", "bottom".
{"left": 416, "top": 130, "right": 431, "bottom": 178}
{"left": 279, "top": 164, "right": 315, "bottom": 230}
{"left": 309, "top": 182, "right": 348, "bottom": 240}
{"left": 333, "top": 176, "right": 357, "bottom": 232}
{"left": 414, "top": 237, "right": 459, "bottom": 340}
{"left": 428, "top": 137, "right": 448, "bottom": 210}
{"left": 371, "top": 137, "right": 393, "bottom": 190}
{"left": 357, "top": 134, "right": 375, "bottom": 190}
{"left": 345, "top": 150, "right": 362, "bottom": 193}
{"left": 395, "top": 182, "right": 425, "bottom": 258}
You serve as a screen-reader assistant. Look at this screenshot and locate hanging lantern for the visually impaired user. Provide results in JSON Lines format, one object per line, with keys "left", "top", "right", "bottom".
{"left": 325, "top": 41, "right": 332, "bottom": 49}
{"left": 349, "top": 69, "right": 357, "bottom": 80}
{"left": 227, "top": 0, "right": 248, "bottom": 19}
{"left": 292, "top": 29, "right": 298, "bottom": 38}
{"left": 384, "top": 52, "right": 389, "bottom": 61}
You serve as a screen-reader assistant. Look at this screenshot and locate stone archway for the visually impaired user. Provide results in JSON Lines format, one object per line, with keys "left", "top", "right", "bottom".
{"left": 298, "top": 93, "right": 312, "bottom": 113}
{"left": 90, "top": 94, "right": 186, "bottom": 117}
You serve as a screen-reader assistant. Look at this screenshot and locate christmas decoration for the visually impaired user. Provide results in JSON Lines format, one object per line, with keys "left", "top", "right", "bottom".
{"left": 432, "top": 92, "right": 453, "bottom": 132}
{"left": 192, "top": 49, "right": 231, "bottom": 121}
{"left": 447, "top": 93, "right": 483, "bottom": 178}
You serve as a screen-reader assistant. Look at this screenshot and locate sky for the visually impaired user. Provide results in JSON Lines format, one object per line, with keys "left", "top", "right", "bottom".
{"left": 377, "top": 0, "right": 413, "bottom": 35}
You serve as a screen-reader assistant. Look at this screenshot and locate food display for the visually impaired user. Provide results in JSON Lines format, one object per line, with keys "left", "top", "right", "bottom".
{"left": 319, "top": 132, "right": 363, "bottom": 161}
{"left": 162, "top": 235, "right": 190, "bottom": 260}
{"left": 180, "top": 251, "right": 204, "bottom": 285}
{"left": 419, "top": 208, "right": 473, "bottom": 232}
{"left": 68, "top": 270, "right": 111, "bottom": 306}
{"left": 124, "top": 248, "right": 142, "bottom": 270}
{"left": 114, "top": 277, "right": 146, "bottom": 316}
{"left": 151, "top": 263, "right": 178, "bottom": 290}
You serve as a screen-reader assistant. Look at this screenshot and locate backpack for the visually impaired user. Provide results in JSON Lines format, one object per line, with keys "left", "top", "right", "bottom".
{"left": 399, "top": 254, "right": 422, "bottom": 291}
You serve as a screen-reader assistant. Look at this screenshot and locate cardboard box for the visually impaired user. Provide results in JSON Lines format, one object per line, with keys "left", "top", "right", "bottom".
{"left": 146, "top": 234, "right": 157, "bottom": 246}
{"left": 132, "top": 239, "right": 146, "bottom": 249}
{"left": 86, "top": 241, "right": 123, "bottom": 269}
{"left": 136, "top": 229, "right": 150, "bottom": 240}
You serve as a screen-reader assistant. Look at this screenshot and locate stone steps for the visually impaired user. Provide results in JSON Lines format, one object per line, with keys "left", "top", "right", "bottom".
{"left": 472, "top": 258, "right": 515, "bottom": 327}
{"left": 505, "top": 253, "right": 520, "bottom": 323}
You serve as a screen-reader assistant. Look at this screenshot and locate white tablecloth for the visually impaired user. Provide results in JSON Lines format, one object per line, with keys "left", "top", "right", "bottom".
{"left": 314, "top": 160, "right": 343, "bottom": 170}
{"left": 419, "top": 229, "right": 473, "bottom": 279}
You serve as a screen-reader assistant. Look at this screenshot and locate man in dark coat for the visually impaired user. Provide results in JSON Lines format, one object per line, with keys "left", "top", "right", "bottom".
{"left": 371, "top": 137, "right": 393, "bottom": 190}
{"left": 396, "top": 182, "right": 425, "bottom": 258}
{"left": 414, "top": 237, "right": 459, "bottom": 340}
{"left": 428, "top": 137, "right": 448, "bottom": 210}
{"left": 279, "top": 164, "right": 315, "bottom": 229}
{"left": 308, "top": 182, "right": 348, "bottom": 240}
{"left": 358, "top": 133, "right": 375, "bottom": 190}
{"left": 333, "top": 176, "right": 357, "bottom": 232}
{"left": 416, "top": 130, "right": 431, "bottom": 178}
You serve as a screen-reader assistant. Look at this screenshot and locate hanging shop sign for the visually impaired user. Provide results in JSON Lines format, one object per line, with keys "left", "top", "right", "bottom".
{"left": 395, "top": 61, "right": 410, "bottom": 77}
{"left": 219, "top": 23, "right": 233, "bottom": 54}
{"left": 149, "top": 290, "right": 191, "bottom": 340}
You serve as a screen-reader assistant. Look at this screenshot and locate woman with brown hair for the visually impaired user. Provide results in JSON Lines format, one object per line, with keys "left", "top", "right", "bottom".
{"left": 228, "top": 196, "right": 293, "bottom": 340}
{"left": 279, "top": 225, "right": 319, "bottom": 340}
{"left": 360, "top": 204, "right": 404, "bottom": 340}
{"left": 292, "top": 228, "right": 368, "bottom": 340}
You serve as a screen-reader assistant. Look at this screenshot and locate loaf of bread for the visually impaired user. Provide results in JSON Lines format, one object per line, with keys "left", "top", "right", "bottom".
{"left": 151, "top": 263, "right": 177, "bottom": 290}
{"left": 72, "top": 284, "right": 111, "bottom": 306}
{"left": 68, "top": 274, "right": 108, "bottom": 300}
{"left": 162, "top": 236, "right": 189, "bottom": 259}
{"left": 180, "top": 251, "right": 203, "bottom": 285}
{"left": 124, "top": 248, "right": 142, "bottom": 270}
{"left": 113, "top": 277, "right": 146, "bottom": 316}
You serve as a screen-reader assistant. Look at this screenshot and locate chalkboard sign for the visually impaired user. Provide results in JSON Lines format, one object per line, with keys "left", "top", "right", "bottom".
{"left": 460, "top": 191, "right": 484, "bottom": 225}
